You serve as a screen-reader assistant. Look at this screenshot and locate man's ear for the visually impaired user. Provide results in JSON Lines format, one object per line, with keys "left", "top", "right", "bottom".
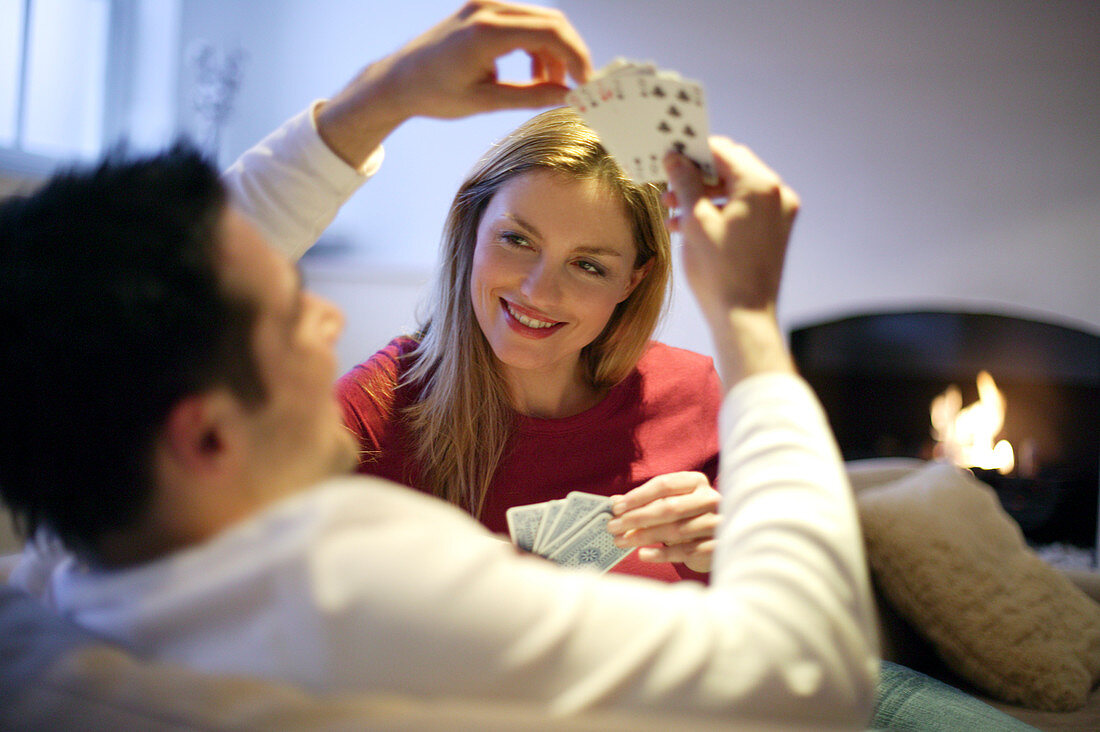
{"left": 159, "top": 391, "right": 247, "bottom": 478}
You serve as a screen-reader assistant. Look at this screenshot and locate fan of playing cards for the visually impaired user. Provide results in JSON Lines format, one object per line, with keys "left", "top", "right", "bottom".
{"left": 506, "top": 491, "right": 631, "bottom": 573}
{"left": 566, "top": 58, "right": 716, "bottom": 184}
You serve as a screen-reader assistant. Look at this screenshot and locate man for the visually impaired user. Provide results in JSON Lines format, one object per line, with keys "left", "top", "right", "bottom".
{"left": 0, "top": 2, "right": 877, "bottom": 724}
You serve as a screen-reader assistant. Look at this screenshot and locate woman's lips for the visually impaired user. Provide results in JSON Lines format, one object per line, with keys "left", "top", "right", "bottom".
{"left": 501, "top": 299, "right": 565, "bottom": 337}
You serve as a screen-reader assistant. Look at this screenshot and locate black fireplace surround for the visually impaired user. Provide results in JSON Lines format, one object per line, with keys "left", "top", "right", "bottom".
{"left": 789, "top": 309, "right": 1100, "bottom": 552}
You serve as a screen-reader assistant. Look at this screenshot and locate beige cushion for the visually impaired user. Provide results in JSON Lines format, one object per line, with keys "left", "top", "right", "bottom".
{"left": 856, "top": 460, "right": 1100, "bottom": 711}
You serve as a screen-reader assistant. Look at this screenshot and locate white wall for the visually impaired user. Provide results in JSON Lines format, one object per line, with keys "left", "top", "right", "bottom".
{"left": 178, "top": 0, "right": 1100, "bottom": 371}
{"left": 557, "top": 0, "right": 1100, "bottom": 356}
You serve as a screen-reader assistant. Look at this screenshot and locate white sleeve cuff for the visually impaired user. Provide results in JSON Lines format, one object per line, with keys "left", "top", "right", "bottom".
{"left": 221, "top": 100, "right": 384, "bottom": 261}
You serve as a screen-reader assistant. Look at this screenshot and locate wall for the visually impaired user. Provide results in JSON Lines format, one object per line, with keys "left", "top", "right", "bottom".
{"left": 557, "top": 0, "right": 1100, "bottom": 354}
{"left": 176, "top": 0, "right": 1099, "bottom": 371}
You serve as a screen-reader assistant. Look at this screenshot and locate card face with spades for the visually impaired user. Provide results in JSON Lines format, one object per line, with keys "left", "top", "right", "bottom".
{"left": 566, "top": 57, "right": 717, "bottom": 184}
{"left": 506, "top": 491, "right": 631, "bottom": 572}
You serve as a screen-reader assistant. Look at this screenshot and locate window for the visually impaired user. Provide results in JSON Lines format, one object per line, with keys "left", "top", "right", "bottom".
{"left": 1, "top": 0, "right": 111, "bottom": 175}
{"left": 0, "top": 0, "right": 179, "bottom": 178}
{"left": 0, "top": 0, "right": 23, "bottom": 147}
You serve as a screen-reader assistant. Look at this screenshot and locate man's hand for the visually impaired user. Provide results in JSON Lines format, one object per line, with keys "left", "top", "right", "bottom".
{"left": 663, "top": 139, "right": 800, "bottom": 386}
{"left": 380, "top": 0, "right": 592, "bottom": 119}
{"left": 317, "top": 1, "right": 592, "bottom": 168}
{"left": 606, "top": 472, "right": 720, "bottom": 573}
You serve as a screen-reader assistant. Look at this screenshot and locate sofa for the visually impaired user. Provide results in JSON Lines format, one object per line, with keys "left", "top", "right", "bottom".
{"left": 2, "top": 459, "right": 1099, "bottom": 730}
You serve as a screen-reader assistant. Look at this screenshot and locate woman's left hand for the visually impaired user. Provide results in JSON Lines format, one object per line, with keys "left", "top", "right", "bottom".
{"left": 606, "top": 472, "right": 720, "bottom": 573}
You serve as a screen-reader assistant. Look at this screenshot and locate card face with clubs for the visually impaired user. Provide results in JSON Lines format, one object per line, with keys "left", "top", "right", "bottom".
{"left": 505, "top": 491, "right": 630, "bottom": 573}
{"left": 566, "top": 57, "right": 716, "bottom": 184}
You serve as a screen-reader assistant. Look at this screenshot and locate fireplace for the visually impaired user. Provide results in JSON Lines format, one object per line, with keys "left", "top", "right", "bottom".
{"left": 789, "top": 310, "right": 1100, "bottom": 558}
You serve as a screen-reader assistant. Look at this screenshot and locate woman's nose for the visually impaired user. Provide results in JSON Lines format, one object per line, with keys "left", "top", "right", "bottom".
{"left": 520, "top": 259, "right": 562, "bottom": 307}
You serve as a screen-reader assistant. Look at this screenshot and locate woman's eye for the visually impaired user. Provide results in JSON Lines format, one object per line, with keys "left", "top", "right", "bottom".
{"left": 500, "top": 232, "right": 531, "bottom": 249}
{"left": 576, "top": 260, "right": 607, "bottom": 277}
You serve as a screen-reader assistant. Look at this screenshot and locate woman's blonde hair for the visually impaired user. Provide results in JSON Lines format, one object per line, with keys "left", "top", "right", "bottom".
{"left": 403, "top": 107, "right": 671, "bottom": 516}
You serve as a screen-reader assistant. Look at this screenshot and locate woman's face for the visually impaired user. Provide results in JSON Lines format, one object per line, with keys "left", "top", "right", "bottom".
{"left": 470, "top": 170, "right": 647, "bottom": 385}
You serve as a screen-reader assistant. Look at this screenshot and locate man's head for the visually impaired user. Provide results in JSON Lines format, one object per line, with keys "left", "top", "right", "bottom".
{"left": 0, "top": 144, "right": 354, "bottom": 563}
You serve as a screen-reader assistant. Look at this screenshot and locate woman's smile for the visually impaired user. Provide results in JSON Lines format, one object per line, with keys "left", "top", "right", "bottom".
{"left": 502, "top": 298, "right": 565, "bottom": 337}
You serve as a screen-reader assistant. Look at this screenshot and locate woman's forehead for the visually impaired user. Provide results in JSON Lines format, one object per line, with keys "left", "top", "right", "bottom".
{"left": 483, "top": 171, "right": 632, "bottom": 235}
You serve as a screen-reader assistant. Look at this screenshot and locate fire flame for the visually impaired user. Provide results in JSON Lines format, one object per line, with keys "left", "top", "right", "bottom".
{"left": 930, "top": 370, "right": 1015, "bottom": 474}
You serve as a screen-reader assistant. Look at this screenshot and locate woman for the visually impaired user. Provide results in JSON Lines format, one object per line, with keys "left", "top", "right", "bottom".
{"left": 337, "top": 108, "right": 722, "bottom": 582}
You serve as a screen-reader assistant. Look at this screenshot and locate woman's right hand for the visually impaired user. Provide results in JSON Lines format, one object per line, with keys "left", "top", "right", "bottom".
{"left": 606, "top": 472, "right": 721, "bottom": 573}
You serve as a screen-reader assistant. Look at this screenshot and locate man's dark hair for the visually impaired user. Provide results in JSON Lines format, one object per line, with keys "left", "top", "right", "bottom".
{"left": 0, "top": 142, "right": 267, "bottom": 559}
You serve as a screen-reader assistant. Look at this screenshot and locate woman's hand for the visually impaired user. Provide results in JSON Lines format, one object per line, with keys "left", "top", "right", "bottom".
{"left": 606, "top": 472, "right": 720, "bottom": 573}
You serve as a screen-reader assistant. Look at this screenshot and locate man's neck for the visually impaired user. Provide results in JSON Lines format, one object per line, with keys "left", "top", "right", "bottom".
{"left": 93, "top": 477, "right": 267, "bottom": 568}
{"left": 94, "top": 525, "right": 189, "bottom": 568}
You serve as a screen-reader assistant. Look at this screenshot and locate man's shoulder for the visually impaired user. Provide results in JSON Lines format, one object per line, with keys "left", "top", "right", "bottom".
{"left": 286, "top": 476, "right": 481, "bottom": 532}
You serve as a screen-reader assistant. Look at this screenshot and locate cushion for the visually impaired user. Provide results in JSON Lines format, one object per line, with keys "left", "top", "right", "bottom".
{"left": 855, "top": 461, "right": 1100, "bottom": 711}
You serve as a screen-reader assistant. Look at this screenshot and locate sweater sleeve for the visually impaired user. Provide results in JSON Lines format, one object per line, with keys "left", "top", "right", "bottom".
{"left": 308, "top": 372, "right": 879, "bottom": 724}
{"left": 220, "top": 101, "right": 384, "bottom": 262}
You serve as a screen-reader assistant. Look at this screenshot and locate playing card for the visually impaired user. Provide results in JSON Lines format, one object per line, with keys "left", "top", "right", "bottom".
{"left": 646, "top": 76, "right": 716, "bottom": 182}
{"left": 505, "top": 502, "right": 546, "bottom": 552}
{"left": 506, "top": 491, "right": 633, "bottom": 573}
{"left": 570, "top": 77, "right": 655, "bottom": 182}
{"left": 538, "top": 491, "right": 613, "bottom": 557}
{"left": 546, "top": 512, "right": 631, "bottom": 573}
{"left": 532, "top": 498, "right": 566, "bottom": 554}
{"left": 597, "top": 57, "right": 656, "bottom": 82}
{"left": 567, "top": 58, "right": 716, "bottom": 184}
